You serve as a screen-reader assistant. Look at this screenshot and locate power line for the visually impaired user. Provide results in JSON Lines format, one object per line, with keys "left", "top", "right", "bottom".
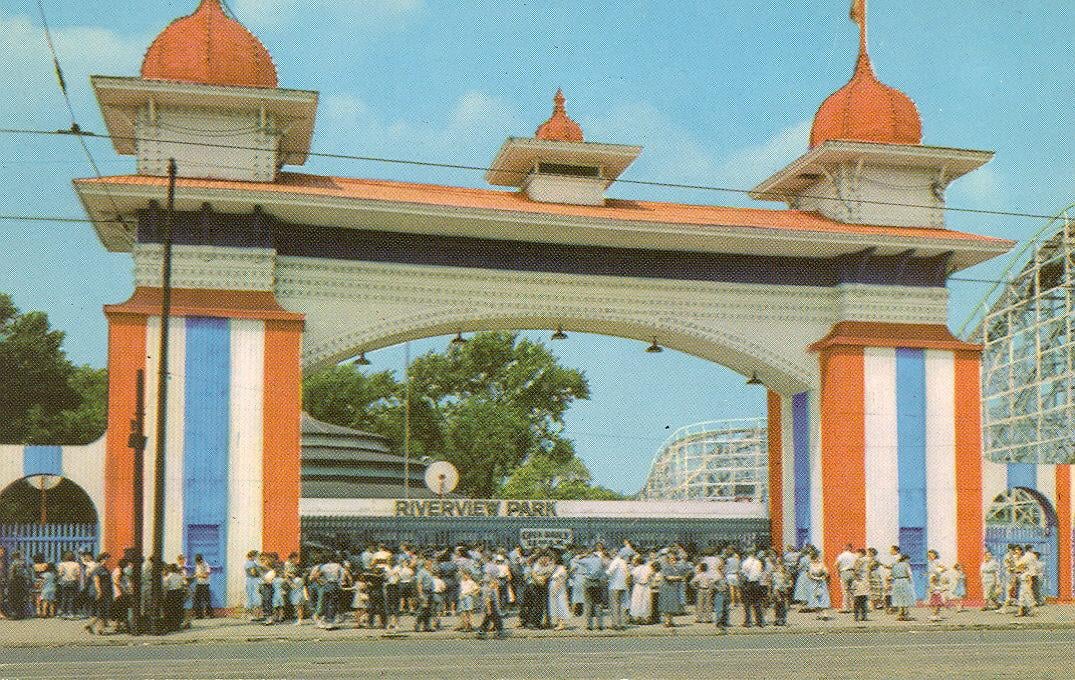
{"left": 0, "top": 125, "right": 1064, "bottom": 224}
{"left": 32, "top": 0, "right": 130, "bottom": 230}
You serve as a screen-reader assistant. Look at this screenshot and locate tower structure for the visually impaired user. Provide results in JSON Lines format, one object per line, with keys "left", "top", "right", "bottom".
{"left": 756, "top": 0, "right": 992, "bottom": 595}
{"left": 86, "top": 0, "right": 312, "bottom": 606}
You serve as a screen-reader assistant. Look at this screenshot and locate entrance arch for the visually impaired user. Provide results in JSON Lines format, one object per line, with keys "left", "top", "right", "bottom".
{"left": 985, "top": 487, "right": 1059, "bottom": 597}
{"left": 0, "top": 476, "right": 100, "bottom": 564}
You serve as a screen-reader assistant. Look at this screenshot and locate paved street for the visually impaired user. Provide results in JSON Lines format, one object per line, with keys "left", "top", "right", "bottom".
{"left": 1, "top": 628, "right": 1073, "bottom": 679}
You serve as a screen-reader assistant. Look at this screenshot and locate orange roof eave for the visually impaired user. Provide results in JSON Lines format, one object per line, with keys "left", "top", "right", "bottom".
{"left": 74, "top": 172, "right": 1014, "bottom": 247}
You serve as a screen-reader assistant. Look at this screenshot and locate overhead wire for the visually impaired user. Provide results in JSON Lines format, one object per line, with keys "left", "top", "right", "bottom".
{"left": 32, "top": 0, "right": 131, "bottom": 232}
{"left": 0, "top": 125, "right": 1065, "bottom": 224}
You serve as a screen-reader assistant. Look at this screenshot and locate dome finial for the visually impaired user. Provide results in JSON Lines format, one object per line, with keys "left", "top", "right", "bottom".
{"left": 553, "top": 88, "right": 567, "bottom": 111}
{"left": 850, "top": 0, "right": 872, "bottom": 74}
{"left": 535, "top": 88, "right": 584, "bottom": 143}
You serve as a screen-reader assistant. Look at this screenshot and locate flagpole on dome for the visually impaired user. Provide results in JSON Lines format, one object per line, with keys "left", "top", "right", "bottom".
{"left": 850, "top": 0, "right": 870, "bottom": 70}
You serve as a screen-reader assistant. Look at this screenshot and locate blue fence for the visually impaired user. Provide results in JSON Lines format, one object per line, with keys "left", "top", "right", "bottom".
{"left": 0, "top": 523, "right": 98, "bottom": 564}
{"left": 984, "top": 525, "right": 1058, "bottom": 597}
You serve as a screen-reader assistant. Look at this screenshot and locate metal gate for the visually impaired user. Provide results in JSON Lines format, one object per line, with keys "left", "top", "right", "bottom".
{"left": 984, "top": 488, "right": 1058, "bottom": 598}
{"left": 0, "top": 523, "right": 98, "bottom": 564}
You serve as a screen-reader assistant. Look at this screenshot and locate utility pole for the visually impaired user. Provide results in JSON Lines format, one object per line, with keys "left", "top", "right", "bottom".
{"left": 127, "top": 369, "right": 147, "bottom": 635}
{"left": 149, "top": 158, "right": 177, "bottom": 635}
{"left": 403, "top": 340, "right": 411, "bottom": 499}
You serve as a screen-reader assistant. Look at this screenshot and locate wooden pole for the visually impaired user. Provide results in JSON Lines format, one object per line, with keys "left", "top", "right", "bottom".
{"left": 149, "top": 158, "right": 177, "bottom": 634}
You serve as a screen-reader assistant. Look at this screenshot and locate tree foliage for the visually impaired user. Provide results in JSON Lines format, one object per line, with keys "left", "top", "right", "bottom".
{"left": 498, "top": 454, "right": 626, "bottom": 500}
{"left": 302, "top": 331, "right": 607, "bottom": 497}
{"left": 0, "top": 293, "right": 106, "bottom": 444}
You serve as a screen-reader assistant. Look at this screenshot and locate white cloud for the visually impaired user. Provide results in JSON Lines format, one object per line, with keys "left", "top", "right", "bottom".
{"left": 231, "top": 0, "right": 422, "bottom": 30}
{"left": 319, "top": 89, "right": 523, "bottom": 169}
{"left": 713, "top": 120, "right": 811, "bottom": 187}
{"left": 0, "top": 11, "right": 145, "bottom": 127}
{"left": 585, "top": 101, "right": 810, "bottom": 201}
{"left": 948, "top": 165, "right": 1005, "bottom": 208}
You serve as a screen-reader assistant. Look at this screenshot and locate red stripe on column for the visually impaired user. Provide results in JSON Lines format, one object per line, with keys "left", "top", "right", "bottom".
{"left": 261, "top": 319, "right": 303, "bottom": 556}
{"left": 103, "top": 312, "right": 147, "bottom": 557}
{"left": 768, "top": 391, "right": 784, "bottom": 549}
{"left": 820, "top": 347, "right": 866, "bottom": 563}
{"left": 1057, "top": 465, "right": 1072, "bottom": 602}
{"left": 953, "top": 350, "right": 984, "bottom": 602}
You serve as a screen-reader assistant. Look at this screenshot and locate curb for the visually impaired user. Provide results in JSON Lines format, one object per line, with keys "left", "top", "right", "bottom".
{"left": 6, "top": 618, "right": 1075, "bottom": 650}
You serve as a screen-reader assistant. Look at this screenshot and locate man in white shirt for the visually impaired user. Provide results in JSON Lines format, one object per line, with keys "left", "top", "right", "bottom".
{"left": 605, "top": 552, "right": 629, "bottom": 630}
{"left": 834, "top": 544, "right": 859, "bottom": 613}
{"left": 56, "top": 552, "right": 83, "bottom": 619}
{"left": 739, "top": 551, "right": 765, "bottom": 627}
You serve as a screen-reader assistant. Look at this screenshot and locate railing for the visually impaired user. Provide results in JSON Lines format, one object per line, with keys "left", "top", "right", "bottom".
{"left": 0, "top": 523, "right": 98, "bottom": 563}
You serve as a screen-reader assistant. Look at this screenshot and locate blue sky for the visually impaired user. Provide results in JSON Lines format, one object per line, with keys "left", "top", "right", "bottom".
{"left": 1, "top": 1, "right": 1073, "bottom": 493}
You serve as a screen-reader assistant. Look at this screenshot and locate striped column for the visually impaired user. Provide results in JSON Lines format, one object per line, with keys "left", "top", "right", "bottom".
{"left": 811, "top": 322, "right": 984, "bottom": 598}
{"left": 103, "top": 288, "right": 303, "bottom": 608}
{"left": 1058, "top": 465, "right": 1072, "bottom": 602}
{"left": 790, "top": 392, "right": 813, "bottom": 548}
{"left": 767, "top": 391, "right": 783, "bottom": 548}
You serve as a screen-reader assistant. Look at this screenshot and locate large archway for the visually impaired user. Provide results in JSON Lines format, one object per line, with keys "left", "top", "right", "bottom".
{"left": 985, "top": 487, "right": 1059, "bottom": 597}
{"left": 0, "top": 476, "right": 100, "bottom": 564}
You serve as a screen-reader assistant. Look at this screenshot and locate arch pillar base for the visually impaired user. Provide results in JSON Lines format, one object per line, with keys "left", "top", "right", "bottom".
{"left": 103, "top": 287, "right": 304, "bottom": 607}
{"left": 810, "top": 322, "right": 984, "bottom": 600}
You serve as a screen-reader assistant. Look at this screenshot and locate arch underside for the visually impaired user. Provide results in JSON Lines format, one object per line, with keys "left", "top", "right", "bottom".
{"left": 274, "top": 258, "right": 907, "bottom": 396}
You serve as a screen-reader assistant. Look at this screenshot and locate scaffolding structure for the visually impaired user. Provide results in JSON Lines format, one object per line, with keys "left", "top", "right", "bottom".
{"left": 962, "top": 204, "right": 1075, "bottom": 464}
{"left": 638, "top": 419, "right": 767, "bottom": 502}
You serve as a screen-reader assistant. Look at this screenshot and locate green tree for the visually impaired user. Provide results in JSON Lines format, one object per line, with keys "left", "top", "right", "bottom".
{"left": 302, "top": 364, "right": 443, "bottom": 457}
{"left": 0, "top": 292, "right": 83, "bottom": 444}
{"left": 499, "top": 454, "right": 626, "bottom": 500}
{"left": 42, "top": 365, "right": 108, "bottom": 445}
{"left": 302, "top": 331, "right": 595, "bottom": 497}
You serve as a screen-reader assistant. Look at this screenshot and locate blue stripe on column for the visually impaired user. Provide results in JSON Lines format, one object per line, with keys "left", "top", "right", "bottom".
{"left": 1007, "top": 463, "right": 1036, "bottom": 490}
{"left": 183, "top": 317, "right": 230, "bottom": 609}
{"left": 23, "top": 445, "right": 62, "bottom": 477}
{"left": 896, "top": 348, "right": 928, "bottom": 596}
{"left": 792, "top": 392, "right": 811, "bottom": 547}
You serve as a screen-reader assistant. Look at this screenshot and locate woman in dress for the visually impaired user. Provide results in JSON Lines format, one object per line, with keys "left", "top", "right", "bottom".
{"left": 793, "top": 548, "right": 816, "bottom": 611}
{"left": 889, "top": 553, "right": 917, "bottom": 621}
{"left": 38, "top": 562, "right": 57, "bottom": 618}
{"left": 548, "top": 559, "right": 571, "bottom": 630}
{"left": 807, "top": 551, "right": 831, "bottom": 620}
{"left": 948, "top": 563, "right": 967, "bottom": 612}
{"left": 457, "top": 570, "right": 479, "bottom": 632}
{"left": 658, "top": 553, "right": 688, "bottom": 627}
{"left": 628, "top": 555, "right": 652, "bottom": 624}
{"left": 244, "top": 551, "right": 262, "bottom": 620}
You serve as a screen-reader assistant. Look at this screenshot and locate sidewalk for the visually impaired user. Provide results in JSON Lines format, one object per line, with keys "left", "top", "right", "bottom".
{"left": 2, "top": 605, "right": 1073, "bottom": 649}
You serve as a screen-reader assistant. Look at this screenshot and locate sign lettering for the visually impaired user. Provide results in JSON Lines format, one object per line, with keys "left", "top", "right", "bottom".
{"left": 392, "top": 499, "right": 559, "bottom": 518}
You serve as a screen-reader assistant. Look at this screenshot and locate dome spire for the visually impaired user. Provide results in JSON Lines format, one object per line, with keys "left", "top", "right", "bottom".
{"left": 535, "top": 88, "right": 584, "bottom": 143}
{"left": 850, "top": 0, "right": 870, "bottom": 73}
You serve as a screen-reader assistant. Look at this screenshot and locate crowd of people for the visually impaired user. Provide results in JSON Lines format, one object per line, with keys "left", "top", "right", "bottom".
{"left": 0, "top": 540, "right": 1056, "bottom": 636}
{"left": 232, "top": 539, "right": 1057, "bottom": 636}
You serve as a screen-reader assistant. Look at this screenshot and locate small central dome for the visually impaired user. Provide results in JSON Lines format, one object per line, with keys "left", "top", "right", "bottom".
{"left": 810, "top": 1, "right": 921, "bottom": 148}
{"left": 535, "top": 89, "right": 584, "bottom": 143}
{"left": 809, "top": 52, "right": 922, "bottom": 148}
{"left": 141, "top": 0, "right": 278, "bottom": 89}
